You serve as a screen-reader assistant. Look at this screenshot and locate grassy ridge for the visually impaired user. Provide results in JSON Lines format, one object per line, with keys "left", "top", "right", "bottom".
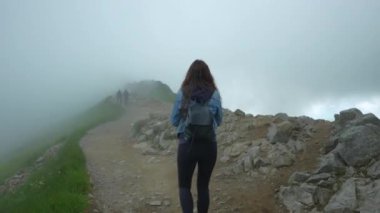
{"left": 0, "top": 98, "right": 124, "bottom": 213}
{"left": 0, "top": 137, "right": 64, "bottom": 185}
{"left": 128, "top": 80, "right": 176, "bottom": 103}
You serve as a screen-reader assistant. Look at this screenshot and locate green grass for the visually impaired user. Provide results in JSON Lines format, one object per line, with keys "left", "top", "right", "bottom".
{"left": 0, "top": 98, "right": 124, "bottom": 213}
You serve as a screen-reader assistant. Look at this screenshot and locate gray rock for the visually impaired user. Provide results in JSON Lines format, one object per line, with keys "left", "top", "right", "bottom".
{"left": 229, "top": 143, "right": 248, "bottom": 157}
{"left": 267, "top": 121, "right": 296, "bottom": 144}
{"left": 258, "top": 166, "right": 271, "bottom": 175}
{"left": 242, "top": 156, "right": 253, "bottom": 172}
{"left": 163, "top": 129, "right": 177, "bottom": 140}
{"left": 158, "top": 132, "right": 172, "bottom": 149}
{"left": 289, "top": 172, "right": 311, "bottom": 184}
{"left": 151, "top": 121, "right": 166, "bottom": 133}
{"left": 343, "top": 167, "right": 356, "bottom": 179}
{"left": 223, "top": 146, "right": 232, "bottom": 157}
{"left": 334, "top": 108, "right": 363, "bottom": 127}
{"left": 253, "top": 157, "right": 271, "bottom": 168}
{"left": 246, "top": 113, "right": 254, "bottom": 118}
{"left": 316, "top": 153, "right": 346, "bottom": 175}
{"left": 223, "top": 132, "right": 239, "bottom": 145}
{"left": 231, "top": 163, "right": 244, "bottom": 174}
{"left": 132, "top": 119, "right": 149, "bottom": 135}
{"left": 133, "top": 142, "right": 149, "bottom": 150}
{"left": 287, "top": 139, "right": 305, "bottom": 153}
{"left": 247, "top": 145, "right": 261, "bottom": 157}
{"left": 357, "top": 179, "right": 380, "bottom": 213}
{"left": 350, "top": 113, "right": 380, "bottom": 127}
{"left": 267, "top": 144, "right": 295, "bottom": 168}
{"left": 219, "top": 155, "right": 230, "bottom": 163}
{"left": 315, "top": 187, "right": 333, "bottom": 206}
{"left": 335, "top": 124, "right": 380, "bottom": 167}
{"left": 306, "top": 173, "right": 332, "bottom": 184}
{"left": 324, "top": 137, "right": 339, "bottom": 154}
{"left": 367, "top": 160, "right": 380, "bottom": 179}
{"left": 234, "top": 109, "right": 245, "bottom": 117}
{"left": 324, "top": 178, "right": 357, "bottom": 213}
{"left": 279, "top": 184, "right": 317, "bottom": 212}
{"left": 142, "top": 147, "right": 159, "bottom": 155}
{"left": 267, "top": 124, "right": 278, "bottom": 144}
{"left": 144, "top": 129, "right": 155, "bottom": 138}
{"left": 318, "top": 178, "right": 337, "bottom": 189}
{"left": 240, "top": 146, "right": 261, "bottom": 172}
{"left": 274, "top": 113, "right": 289, "bottom": 123}
{"left": 310, "top": 208, "right": 323, "bottom": 213}
{"left": 298, "top": 116, "right": 316, "bottom": 127}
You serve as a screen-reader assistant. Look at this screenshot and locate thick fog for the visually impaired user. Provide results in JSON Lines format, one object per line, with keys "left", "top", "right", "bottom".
{"left": 1, "top": 0, "right": 380, "bottom": 154}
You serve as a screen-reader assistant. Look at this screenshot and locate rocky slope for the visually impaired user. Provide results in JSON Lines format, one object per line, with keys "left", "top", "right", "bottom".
{"left": 132, "top": 107, "right": 380, "bottom": 212}
{"left": 280, "top": 109, "right": 380, "bottom": 213}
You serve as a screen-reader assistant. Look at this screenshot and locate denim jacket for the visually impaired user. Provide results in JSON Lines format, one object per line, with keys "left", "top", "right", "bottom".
{"left": 170, "top": 89, "right": 223, "bottom": 135}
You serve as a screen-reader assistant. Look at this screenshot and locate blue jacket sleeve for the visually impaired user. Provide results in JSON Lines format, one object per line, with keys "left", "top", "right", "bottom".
{"left": 214, "top": 91, "right": 223, "bottom": 126}
{"left": 170, "top": 90, "right": 183, "bottom": 127}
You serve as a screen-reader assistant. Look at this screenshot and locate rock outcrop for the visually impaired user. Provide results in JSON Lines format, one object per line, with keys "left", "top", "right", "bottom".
{"left": 131, "top": 107, "right": 380, "bottom": 212}
{"left": 279, "top": 108, "right": 380, "bottom": 213}
{"left": 132, "top": 108, "right": 317, "bottom": 177}
{"left": 132, "top": 112, "right": 177, "bottom": 155}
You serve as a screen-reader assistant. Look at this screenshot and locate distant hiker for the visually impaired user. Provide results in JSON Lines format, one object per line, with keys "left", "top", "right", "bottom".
{"left": 123, "top": 89, "right": 129, "bottom": 105}
{"left": 170, "top": 59, "right": 223, "bottom": 213}
{"left": 116, "top": 90, "right": 122, "bottom": 104}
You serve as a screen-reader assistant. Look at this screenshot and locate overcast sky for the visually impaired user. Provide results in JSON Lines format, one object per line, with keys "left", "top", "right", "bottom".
{"left": 1, "top": 0, "right": 380, "bottom": 151}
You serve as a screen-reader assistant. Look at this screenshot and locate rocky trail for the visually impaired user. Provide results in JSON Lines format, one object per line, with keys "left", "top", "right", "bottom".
{"left": 80, "top": 100, "right": 380, "bottom": 213}
{"left": 80, "top": 101, "right": 179, "bottom": 213}
{"left": 80, "top": 100, "right": 327, "bottom": 213}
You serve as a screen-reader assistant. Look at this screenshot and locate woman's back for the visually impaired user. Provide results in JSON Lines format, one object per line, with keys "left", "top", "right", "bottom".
{"left": 170, "top": 59, "right": 222, "bottom": 213}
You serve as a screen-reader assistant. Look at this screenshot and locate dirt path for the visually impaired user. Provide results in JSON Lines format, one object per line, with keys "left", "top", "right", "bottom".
{"left": 80, "top": 101, "right": 180, "bottom": 213}
{"left": 80, "top": 101, "right": 332, "bottom": 213}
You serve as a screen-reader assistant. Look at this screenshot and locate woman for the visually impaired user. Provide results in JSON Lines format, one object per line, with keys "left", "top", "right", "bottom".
{"left": 170, "top": 59, "right": 223, "bottom": 213}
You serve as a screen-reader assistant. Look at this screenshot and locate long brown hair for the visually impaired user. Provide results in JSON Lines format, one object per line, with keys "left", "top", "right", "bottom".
{"left": 180, "top": 60, "right": 217, "bottom": 115}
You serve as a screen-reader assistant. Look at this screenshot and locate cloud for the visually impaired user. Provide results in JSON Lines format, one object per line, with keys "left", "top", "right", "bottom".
{"left": 1, "top": 0, "right": 380, "bottom": 151}
{"left": 303, "top": 96, "right": 380, "bottom": 120}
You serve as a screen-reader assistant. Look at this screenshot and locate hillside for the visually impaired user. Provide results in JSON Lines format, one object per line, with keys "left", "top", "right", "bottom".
{"left": 126, "top": 80, "right": 176, "bottom": 103}
{"left": 2, "top": 80, "right": 379, "bottom": 212}
{"left": 81, "top": 92, "right": 380, "bottom": 212}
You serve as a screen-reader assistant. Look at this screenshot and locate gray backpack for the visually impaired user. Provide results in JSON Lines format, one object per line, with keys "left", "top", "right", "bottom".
{"left": 183, "top": 100, "right": 214, "bottom": 143}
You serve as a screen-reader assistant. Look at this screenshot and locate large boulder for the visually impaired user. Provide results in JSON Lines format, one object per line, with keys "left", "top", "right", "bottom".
{"left": 267, "top": 121, "right": 297, "bottom": 144}
{"left": 316, "top": 153, "right": 346, "bottom": 175}
{"left": 334, "top": 108, "right": 363, "bottom": 128}
{"left": 324, "top": 178, "right": 357, "bottom": 213}
{"left": 350, "top": 113, "right": 380, "bottom": 127}
{"left": 334, "top": 124, "right": 380, "bottom": 167}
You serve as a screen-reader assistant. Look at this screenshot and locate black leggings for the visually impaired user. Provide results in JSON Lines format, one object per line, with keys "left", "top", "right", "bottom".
{"left": 177, "top": 139, "right": 217, "bottom": 213}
